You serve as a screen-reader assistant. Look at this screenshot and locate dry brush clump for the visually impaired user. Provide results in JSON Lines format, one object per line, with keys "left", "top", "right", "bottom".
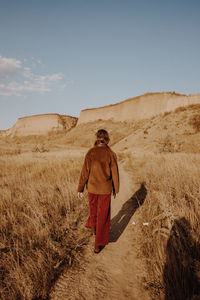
{"left": 32, "top": 144, "right": 49, "bottom": 153}
{"left": 0, "top": 155, "right": 89, "bottom": 300}
{"left": 159, "top": 135, "right": 182, "bottom": 153}
{"left": 174, "top": 104, "right": 200, "bottom": 114}
{"left": 189, "top": 114, "right": 200, "bottom": 133}
{"left": 125, "top": 153, "right": 200, "bottom": 299}
{"left": 0, "top": 148, "right": 21, "bottom": 156}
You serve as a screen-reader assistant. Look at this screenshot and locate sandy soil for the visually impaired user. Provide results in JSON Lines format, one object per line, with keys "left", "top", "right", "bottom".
{"left": 50, "top": 164, "right": 151, "bottom": 300}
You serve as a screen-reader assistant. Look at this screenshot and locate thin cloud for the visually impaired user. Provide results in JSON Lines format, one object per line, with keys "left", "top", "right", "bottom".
{"left": 0, "top": 56, "right": 21, "bottom": 79}
{"left": 0, "top": 55, "right": 65, "bottom": 99}
{"left": 37, "top": 73, "right": 63, "bottom": 82}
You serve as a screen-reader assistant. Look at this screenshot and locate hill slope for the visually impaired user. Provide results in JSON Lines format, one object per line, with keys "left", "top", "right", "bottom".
{"left": 78, "top": 92, "right": 200, "bottom": 125}
{"left": 60, "top": 103, "right": 200, "bottom": 154}
{"left": 113, "top": 104, "right": 200, "bottom": 154}
{"left": 1, "top": 104, "right": 200, "bottom": 155}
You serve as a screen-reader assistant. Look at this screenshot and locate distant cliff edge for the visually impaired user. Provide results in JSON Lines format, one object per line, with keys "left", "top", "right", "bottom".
{"left": 2, "top": 114, "right": 77, "bottom": 137}
{"left": 77, "top": 92, "right": 200, "bottom": 125}
{"left": 1, "top": 92, "right": 200, "bottom": 137}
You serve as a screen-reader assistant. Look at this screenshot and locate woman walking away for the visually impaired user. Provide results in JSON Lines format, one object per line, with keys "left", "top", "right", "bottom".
{"left": 77, "top": 129, "right": 119, "bottom": 253}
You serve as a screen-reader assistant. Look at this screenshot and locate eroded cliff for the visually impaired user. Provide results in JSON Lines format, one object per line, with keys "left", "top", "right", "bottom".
{"left": 4, "top": 114, "right": 77, "bottom": 136}
{"left": 2, "top": 92, "right": 200, "bottom": 137}
{"left": 77, "top": 92, "right": 200, "bottom": 125}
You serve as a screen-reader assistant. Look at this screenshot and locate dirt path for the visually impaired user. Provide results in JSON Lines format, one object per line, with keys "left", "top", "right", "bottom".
{"left": 50, "top": 165, "right": 150, "bottom": 300}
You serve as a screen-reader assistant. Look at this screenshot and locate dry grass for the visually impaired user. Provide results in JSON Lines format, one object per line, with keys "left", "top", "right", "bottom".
{"left": 158, "top": 135, "right": 182, "bottom": 153}
{"left": 1, "top": 103, "right": 200, "bottom": 299}
{"left": 175, "top": 104, "right": 200, "bottom": 113}
{"left": 114, "top": 104, "right": 200, "bottom": 154}
{"left": 2, "top": 103, "right": 200, "bottom": 155}
{"left": 189, "top": 114, "right": 200, "bottom": 132}
{"left": 124, "top": 153, "right": 200, "bottom": 299}
{"left": 0, "top": 119, "right": 135, "bottom": 153}
{"left": 60, "top": 119, "right": 135, "bottom": 148}
{"left": 0, "top": 154, "right": 89, "bottom": 300}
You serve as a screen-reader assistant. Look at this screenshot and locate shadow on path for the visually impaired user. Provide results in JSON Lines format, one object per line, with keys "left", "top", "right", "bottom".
{"left": 109, "top": 183, "right": 147, "bottom": 243}
{"left": 163, "top": 217, "right": 200, "bottom": 300}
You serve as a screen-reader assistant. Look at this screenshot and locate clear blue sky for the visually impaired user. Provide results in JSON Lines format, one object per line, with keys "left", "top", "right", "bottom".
{"left": 0, "top": 0, "right": 200, "bottom": 129}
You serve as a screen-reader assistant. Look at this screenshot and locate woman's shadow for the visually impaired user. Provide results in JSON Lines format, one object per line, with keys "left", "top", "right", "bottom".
{"left": 109, "top": 183, "right": 147, "bottom": 243}
{"left": 163, "top": 217, "right": 200, "bottom": 300}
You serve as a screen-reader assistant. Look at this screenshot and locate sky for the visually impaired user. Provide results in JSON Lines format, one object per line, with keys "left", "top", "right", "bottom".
{"left": 0, "top": 0, "right": 200, "bottom": 129}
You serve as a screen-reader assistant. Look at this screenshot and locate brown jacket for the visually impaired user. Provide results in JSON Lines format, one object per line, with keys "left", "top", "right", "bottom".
{"left": 78, "top": 144, "right": 119, "bottom": 195}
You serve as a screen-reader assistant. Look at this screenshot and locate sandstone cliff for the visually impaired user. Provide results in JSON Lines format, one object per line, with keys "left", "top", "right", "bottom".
{"left": 4, "top": 114, "right": 77, "bottom": 137}
{"left": 2, "top": 92, "right": 200, "bottom": 137}
{"left": 77, "top": 92, "right": 200, "bottom": 125}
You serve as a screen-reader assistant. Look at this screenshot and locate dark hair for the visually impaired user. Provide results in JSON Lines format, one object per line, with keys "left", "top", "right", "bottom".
{"left": 95, "top": 129, "right": 110, "bottom": 144}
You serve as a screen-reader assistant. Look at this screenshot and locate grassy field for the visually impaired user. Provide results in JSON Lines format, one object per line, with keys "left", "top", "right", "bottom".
{"left": 124, "top": 153, "right": 200, "bottom": 299}
{"left": 0, "top": 153, "right": 89, "bottom": 300}
{"left": 1, "top": 104, "right": 200, "bottom": 299}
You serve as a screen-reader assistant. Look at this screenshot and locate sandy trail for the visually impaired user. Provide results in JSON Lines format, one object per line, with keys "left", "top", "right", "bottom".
{"left": 50, "top": 165, "right": 150, "bottom": 300}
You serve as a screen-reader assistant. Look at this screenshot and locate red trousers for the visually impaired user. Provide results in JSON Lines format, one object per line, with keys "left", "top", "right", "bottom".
{"left": 86, "top": 193, "right": 111, "bottom": 247}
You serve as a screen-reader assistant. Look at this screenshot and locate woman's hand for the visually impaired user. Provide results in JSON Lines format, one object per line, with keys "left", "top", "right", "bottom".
{"left": 78, "top": 192, "right": 84, "bottom": 200}
{"left": 113, "top": 192, "right": 117, "bottom": 199}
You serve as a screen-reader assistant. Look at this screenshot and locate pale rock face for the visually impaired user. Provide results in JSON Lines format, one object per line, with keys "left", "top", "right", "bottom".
{"left": 4, "top": 114, "right": 77, "bottom": 137}
{"left": 77, "top": 92, "right": 200, "bottom": 125}
{"left": 1, "top": 92, "right": 200, "bottom": 137}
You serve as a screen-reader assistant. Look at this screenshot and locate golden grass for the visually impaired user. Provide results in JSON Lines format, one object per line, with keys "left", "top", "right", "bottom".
{"left": 1, "top": 104, "right": 200, "bottom": 299}
{"left": 0, "top": 154, "right": 89, "bottom": 300}
{"left": 58, "top": 119, "right": 136, "bottom": 148}
{"left": 0, "top": 119, "right": 136, "bottom": 154}
{"left": 174, "top": 104, "right": 200, "bottom": 113}
{"left": 124, "top": 153, "right": 200, "bottom": 299}
{"left": 189, "top": 114, "right": 200, "bottom": 132}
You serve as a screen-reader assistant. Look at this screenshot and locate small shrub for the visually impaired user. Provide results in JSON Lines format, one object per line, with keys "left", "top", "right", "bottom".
{"left": 189, "top": 114, "right": 200, "bottom": 132}
{"left": 187, "top": 104, "right": 200, "bottom": 111}
{"left": 159, "top": 135, "right": 181, "bottom": 153}
{"left": 0, "top": 148, "right": 21, "bottom": 156}
{"left": 32, "top": 144, "right": 49, "bottom": 153}
{"left": 163, "top": 111, "right": 171, "bottom": 117}
{"left": 174, "top": 106, "right": 187, "bottom": 113}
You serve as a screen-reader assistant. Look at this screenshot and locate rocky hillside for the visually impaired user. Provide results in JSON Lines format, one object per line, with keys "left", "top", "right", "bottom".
{"left": 77, "top": 92, "right": 200, "bottom": 125}
{"left": 63, "top": 104, "right": 199, "bottom": 154}
{"left": 1, "top": 92, "right": 200, "bottom": 140}
{"left": 2, "top": 114, "right": 77, "bottom": 137}
{"left": 1, "top": 103, "right": 200, "bottom": 155}
{"left": 113, "top": 104, "right": 200, "bottom": 154}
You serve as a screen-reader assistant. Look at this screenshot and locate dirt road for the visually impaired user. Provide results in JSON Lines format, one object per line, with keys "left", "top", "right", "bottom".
{"left": 50, "top": 165, "right": 150, "bottom": 300}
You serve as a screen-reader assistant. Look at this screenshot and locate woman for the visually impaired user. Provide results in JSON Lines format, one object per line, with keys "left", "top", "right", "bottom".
{"left": 77, "top": 129, "right": 119, "bottom": 253}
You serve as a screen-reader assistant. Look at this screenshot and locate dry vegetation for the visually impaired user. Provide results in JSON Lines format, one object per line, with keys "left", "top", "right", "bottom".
{"left": 0, "top": 119, "right": 136, "bottom": 154}
{"left": 114, "top": 104, "right": 200, "bottom": 154}
{"left": 0, "top": 154, "right": 89, "bottom": 300}
{"left": 189, "top": 114, "right": 200, "bottom": 133}
{"left": 58, "top": 119, "right": 137, "bottom": 148}
{"left": 124, "top": 153, "right": 200, "bottom": 299}
{"left": 1, "top": 104, "right": 200, "bottom": 154}
{"left": 1, "top": 103, "right": 200, "bottom": 299}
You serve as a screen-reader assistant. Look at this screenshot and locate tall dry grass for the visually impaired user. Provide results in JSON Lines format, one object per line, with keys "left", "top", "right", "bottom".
{"left": 0, "top": 119, "right": 136, "bottom": 153}
{"left": 189, "top": 114, "right": 200, "bottom": 132}
{"left": 125, "top": 153, "right": 200, "bottom": 299}
{"left": 0, "top": 154, "right": 89, "bottom": 300}
{"left": 57, "top": 119, "right": 136, "bottom": 148}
